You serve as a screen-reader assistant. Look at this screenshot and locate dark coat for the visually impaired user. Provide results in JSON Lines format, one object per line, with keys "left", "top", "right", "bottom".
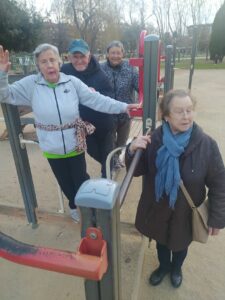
{"left": 61, "top": 56, "right": 114, "bottom": 135}
{"left": 126, "top": 123, "right": 225, "bottom": 251}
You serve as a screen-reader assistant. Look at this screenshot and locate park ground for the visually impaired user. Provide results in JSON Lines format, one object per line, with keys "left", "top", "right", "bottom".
{"left": 0, "top": 69, "right": 225, "bottom": 299}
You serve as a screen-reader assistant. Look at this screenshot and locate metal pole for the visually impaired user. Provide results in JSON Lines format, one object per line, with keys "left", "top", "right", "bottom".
{"left": 1, "top": 103, "right": 38, "bottom": 225}
{"left": 188, "top": 26, "right": 198, "bottom": 90}
{"left": 143, "top": 35, "right": 159, "bottom": 133}
{"left": 76, "top": 179, "right": 121, "bottom": 300}
{"left": 1, "top": 74, "right": 38, "bottom": 225}
{"left": 164, "top": 45, "right": 173, "bottom": 94}
{"left": 119, "top": 35, "right": 160, "bottom": 206}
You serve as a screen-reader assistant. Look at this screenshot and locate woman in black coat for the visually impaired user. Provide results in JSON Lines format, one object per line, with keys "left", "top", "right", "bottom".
{"left": 126, "top": 89, "right": 225, "bottom": 288}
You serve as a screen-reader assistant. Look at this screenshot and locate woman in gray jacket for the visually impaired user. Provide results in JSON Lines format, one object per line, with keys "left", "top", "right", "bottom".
{"left": 0, "top": 44, "right": 138, "bottom": 222}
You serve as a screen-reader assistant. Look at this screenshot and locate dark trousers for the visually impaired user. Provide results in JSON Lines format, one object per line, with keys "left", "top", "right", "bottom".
{"left": 156, "top": 242, "right": 188, "bottom": 271}
{"left": 47, "top": 153, "right": 89, "bottom": 209}
{"left": 86, "top": 130, "right": 114, "bottom": 178}
{"left": 114, "top": 118, "right": 131, "bottom": 150}
{"left": 113, "top": 118, "right": 131, "bottom": 163}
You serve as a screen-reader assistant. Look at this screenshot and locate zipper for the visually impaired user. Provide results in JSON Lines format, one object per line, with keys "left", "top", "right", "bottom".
{"left": 53, "top": 88, "right": 66, "bottom": 154}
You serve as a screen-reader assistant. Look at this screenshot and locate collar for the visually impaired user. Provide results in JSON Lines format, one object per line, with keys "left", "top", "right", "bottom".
{"left": 35, "top": 72, "right": 71, "bottom": 85}
{"left": 106, "top": 59, "right": 123, "bottom": 70}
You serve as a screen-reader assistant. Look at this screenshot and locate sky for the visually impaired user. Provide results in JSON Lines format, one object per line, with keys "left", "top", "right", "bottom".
{"left": 34, "top": 0, "right": 52, "bottom": 14}
{"left": 32, "top": 0, "right": 223, "bottom": 23}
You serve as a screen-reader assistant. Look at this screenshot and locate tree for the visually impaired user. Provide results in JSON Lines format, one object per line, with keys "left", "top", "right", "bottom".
{"left": 63, "top": 0, "right": 113, "bottom": 51}
{"left": 209, "top": 2, "right": 225, "bottom": 62}
{"left": 0, "top": 0, "right": 43, "bottom": 51}
{"left": 49, "top": 0, "right": 78, "bottom": 53}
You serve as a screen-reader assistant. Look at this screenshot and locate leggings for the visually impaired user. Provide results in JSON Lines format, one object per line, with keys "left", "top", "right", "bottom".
{"left": 48, "top": 153, "right": 89, "bottom": 209}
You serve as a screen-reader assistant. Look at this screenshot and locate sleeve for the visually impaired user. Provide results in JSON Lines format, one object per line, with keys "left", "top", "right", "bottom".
{"left": 125, "top": 142, "right": 148, "bottom": 177}
{"left": 206, "top": 139, "right": 225, "bottom": 228}
{"left": 0, "top": 71, "right": 34, "bottom": 107}
{"left": 71, "top": 77, "right": 127, "bottom": 114}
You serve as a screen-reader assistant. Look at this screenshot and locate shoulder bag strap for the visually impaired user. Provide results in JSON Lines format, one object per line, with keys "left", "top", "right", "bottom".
{"left": 180, "top": 181, "right": 196, "bottom": 209}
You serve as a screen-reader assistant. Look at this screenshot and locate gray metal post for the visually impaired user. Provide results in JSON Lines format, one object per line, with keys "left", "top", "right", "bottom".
{"left": 76, "top": 179, "right": 121, "bottom": 300}
{"left": 1, "top": 74, "right": 37, "bottom": 225}
{"left": 143, "top": 35, "right": 159, "bottom": 133}
{"left": 1, "top": 103, "right": 38, "bottom": 225}
{"left": 164, "top": 45, "right": 174, "bottom": 94}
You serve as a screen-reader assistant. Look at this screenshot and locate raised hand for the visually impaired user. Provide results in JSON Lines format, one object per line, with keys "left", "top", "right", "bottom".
{"left": 0, "top": 46, "right": 11, "bottom": 73}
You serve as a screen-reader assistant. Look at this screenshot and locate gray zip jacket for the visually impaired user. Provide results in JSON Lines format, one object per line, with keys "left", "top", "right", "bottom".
{"left": 0, "top": 71, "right": 128, "bottom": 154}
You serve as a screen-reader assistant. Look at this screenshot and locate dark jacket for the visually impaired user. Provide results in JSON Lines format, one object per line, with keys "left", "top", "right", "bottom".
{"left": 126, "top": 123, "right": 225, "bottom": 251}
{"left": 61, "top": 56, "right": 114, "bottom": 135}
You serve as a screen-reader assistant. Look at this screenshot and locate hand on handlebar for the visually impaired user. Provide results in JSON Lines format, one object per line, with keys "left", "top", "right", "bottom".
{"left": 128, "top": 135, "right": 151, "bottom": 155}
{"left": 126, "top": 103, "right": 141, "bottom": 116}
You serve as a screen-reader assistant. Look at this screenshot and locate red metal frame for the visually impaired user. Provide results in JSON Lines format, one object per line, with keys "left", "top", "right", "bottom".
{"left": 129, "top": 31, "right": 166, "bottom": 118}
{"left": 129, "top": 30, "right": 147, "bottom": 117}
{"left": 0, "top": 227, "right": 108, "bottom": 281}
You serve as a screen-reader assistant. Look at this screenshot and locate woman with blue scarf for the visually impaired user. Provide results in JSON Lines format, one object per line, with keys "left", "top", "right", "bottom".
{"left": 126, "top": 89, "right": 225, "bottom": 288}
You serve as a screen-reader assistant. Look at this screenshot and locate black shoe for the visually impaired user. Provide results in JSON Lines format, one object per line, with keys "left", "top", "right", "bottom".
{"left": 149, "top": 267, "right": 170, "bottom": 286}
{"left": 170, "top": 269, "right": 182, "bottom": 288}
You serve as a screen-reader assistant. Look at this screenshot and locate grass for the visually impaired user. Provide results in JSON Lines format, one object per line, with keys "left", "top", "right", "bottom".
{"left": 174, "top": 58, "right": 225, "bottom": 70}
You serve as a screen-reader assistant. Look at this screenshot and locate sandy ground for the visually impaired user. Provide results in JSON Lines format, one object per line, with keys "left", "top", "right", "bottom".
{"left": 0, "top": 69, "right": 225, "bottom": 299}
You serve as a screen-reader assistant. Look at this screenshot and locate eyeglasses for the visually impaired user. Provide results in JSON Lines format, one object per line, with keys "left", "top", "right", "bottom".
{"left": 170, "top": 108, "right": 194, "bottom": 117}
{"left": 39, "top": 58, "right": 58, "bottom": 66}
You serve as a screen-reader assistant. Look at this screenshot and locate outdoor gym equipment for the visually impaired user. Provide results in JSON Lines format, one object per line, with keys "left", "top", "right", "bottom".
{"left": 0, "top": 227, "right": 107, "bottom": 281}
{"left": 129, "top": 30, "right": 174, "bottom": 117}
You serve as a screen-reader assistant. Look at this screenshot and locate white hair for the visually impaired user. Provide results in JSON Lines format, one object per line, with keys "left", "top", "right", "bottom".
{"left": 33, "top": 43, "right": 62, "bottom": 69}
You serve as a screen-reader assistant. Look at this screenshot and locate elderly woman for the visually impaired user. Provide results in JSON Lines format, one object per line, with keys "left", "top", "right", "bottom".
{"left": 126, "top": 89, "right": 225, "bottom": 288}
{"left": 101, "top": 40, "right": 139, "bottom": 169}
{"left": 0, "top": 44, "right": 138, "bottom": 223}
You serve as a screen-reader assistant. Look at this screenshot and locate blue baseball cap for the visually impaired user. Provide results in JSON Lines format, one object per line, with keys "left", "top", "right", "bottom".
{"left": 68, "top": 39, "right": 90, "bottom": 54}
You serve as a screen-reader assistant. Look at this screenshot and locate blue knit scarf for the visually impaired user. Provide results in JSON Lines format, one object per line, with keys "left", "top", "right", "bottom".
{"left": 155, "top": 122, "right": 193, "bottom": 208}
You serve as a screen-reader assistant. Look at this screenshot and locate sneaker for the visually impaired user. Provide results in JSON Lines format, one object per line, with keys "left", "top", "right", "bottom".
{"left": 113, "top": 158, "right": 125, "bottom": 170}
{"left": 70, "top": 209, "right": 80, "bottom": 223}
{"left": 118, "top": 158, "right": 125, "bottom": 168}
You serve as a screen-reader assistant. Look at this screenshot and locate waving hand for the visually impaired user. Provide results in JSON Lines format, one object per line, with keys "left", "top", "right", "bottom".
{"left": 0, "top": 46, "right": 11, "bottom": 73}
